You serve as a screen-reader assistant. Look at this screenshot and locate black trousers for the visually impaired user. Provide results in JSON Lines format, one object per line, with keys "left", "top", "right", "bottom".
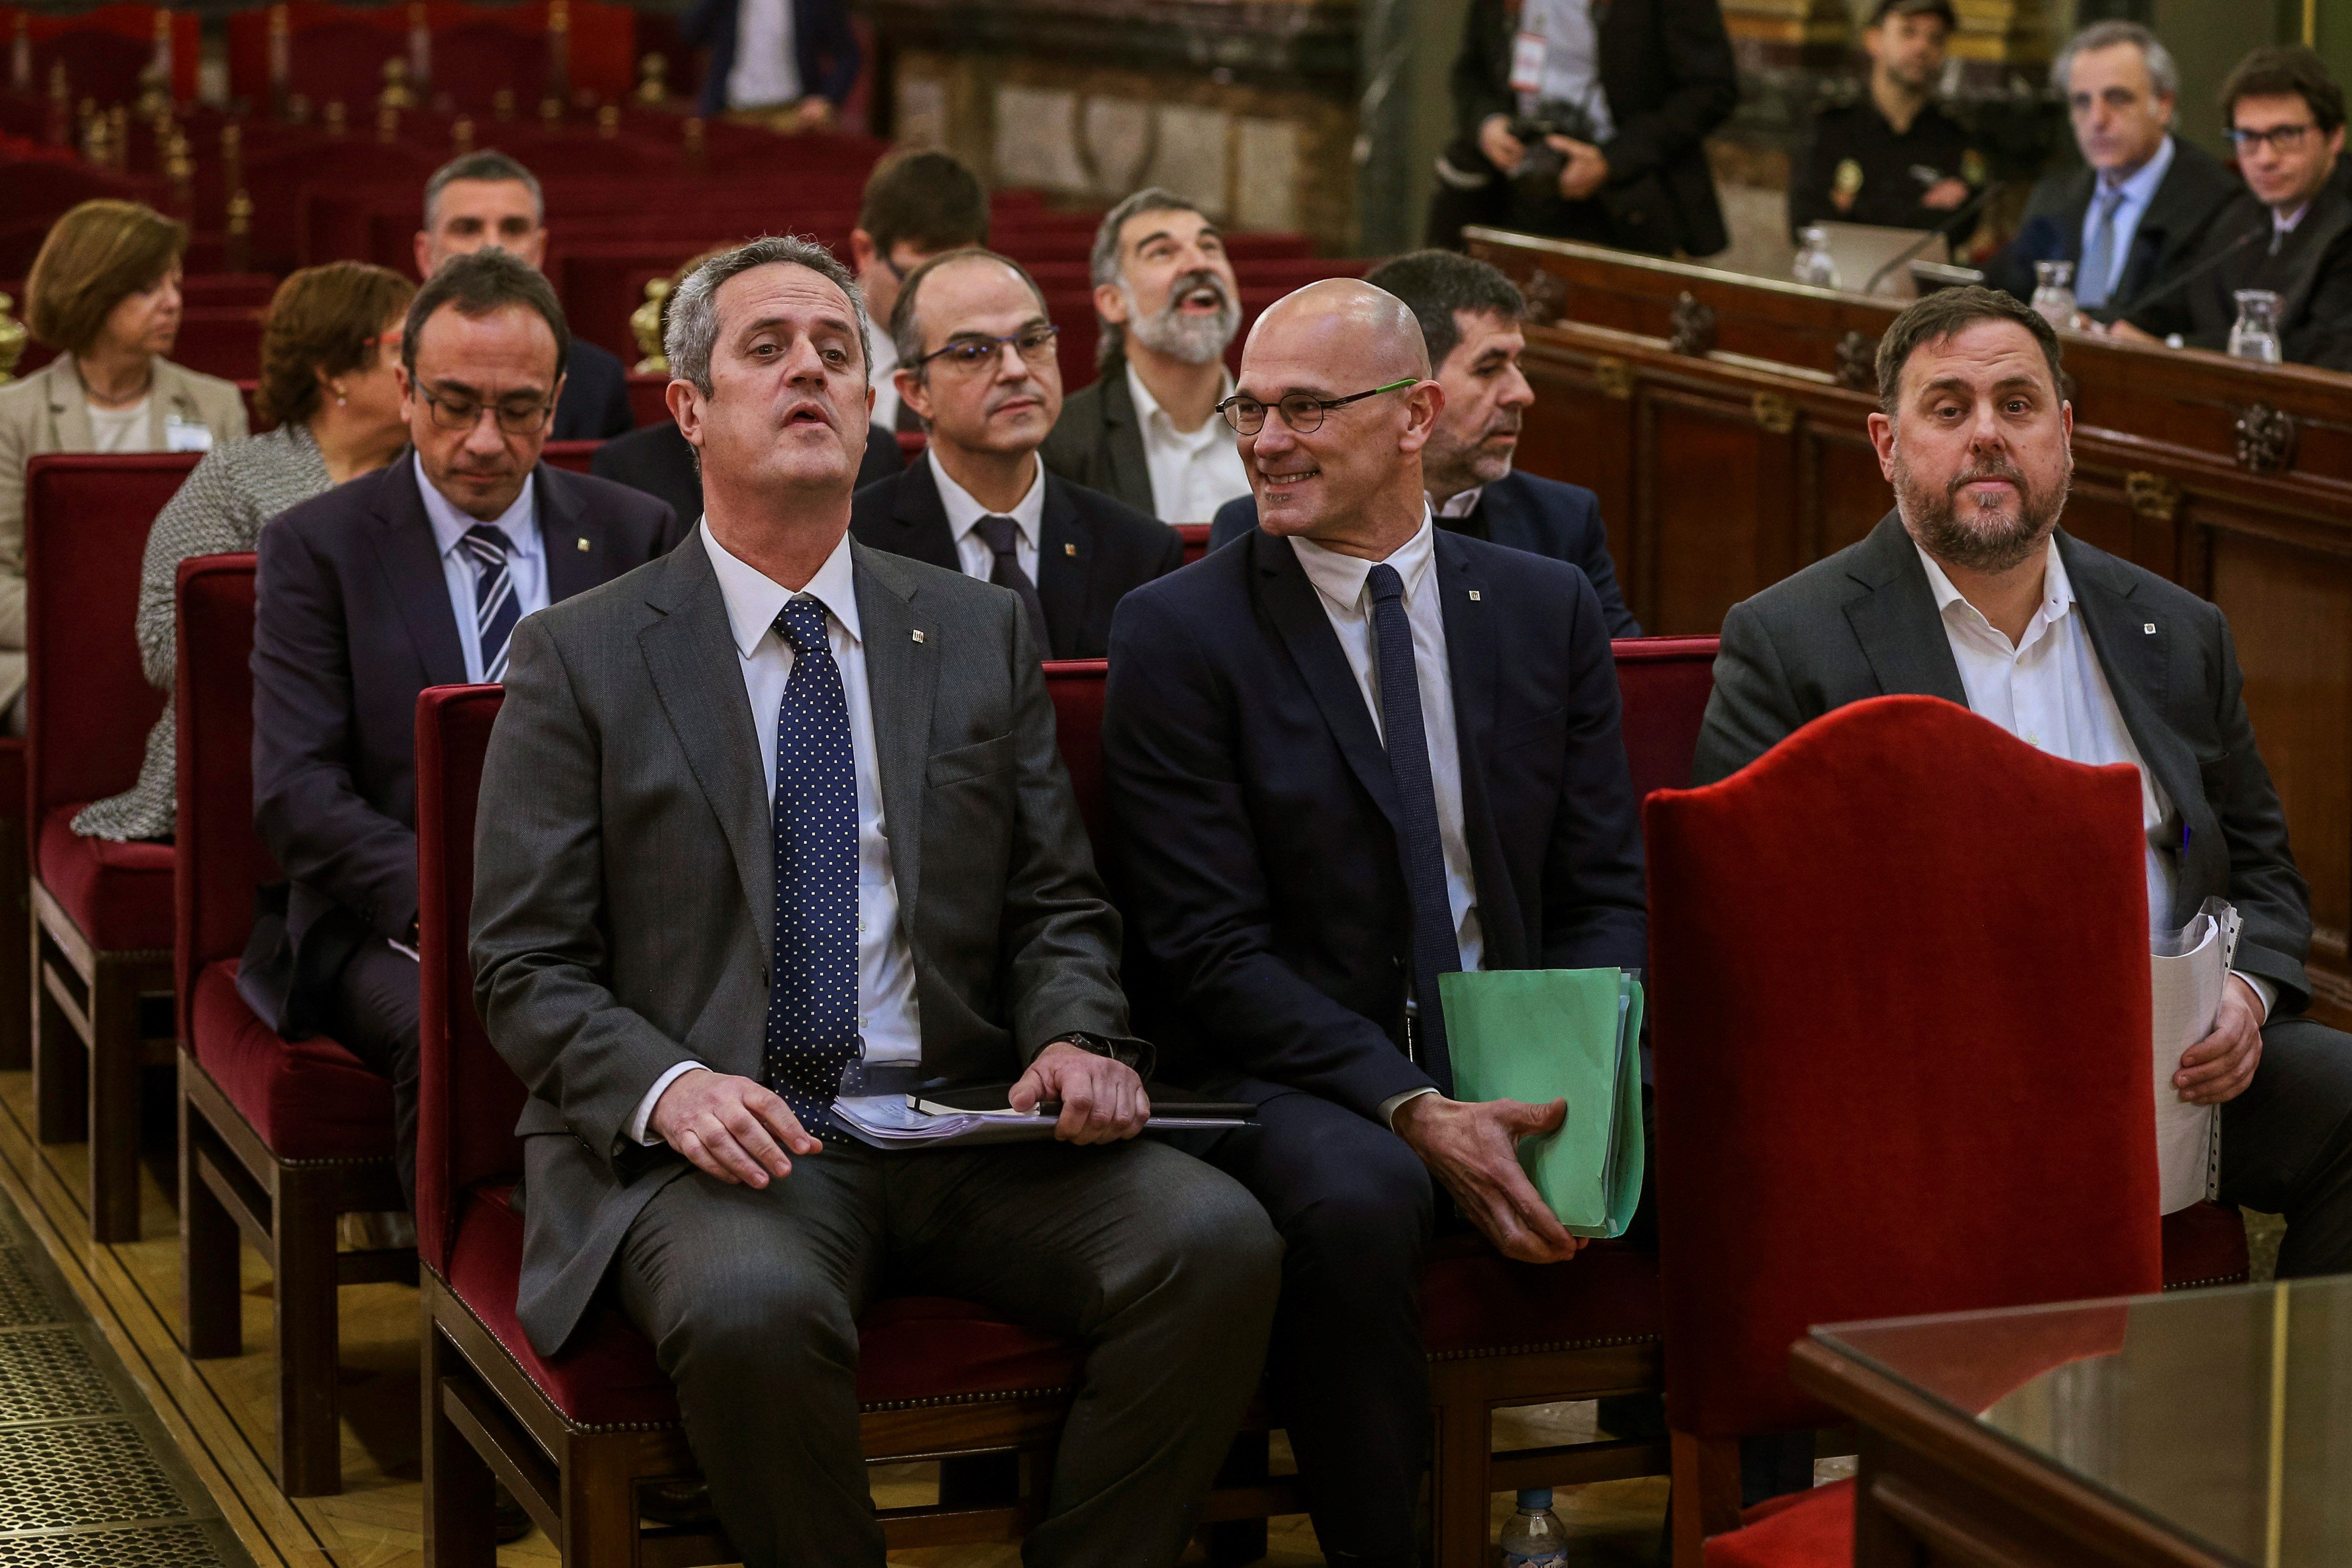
{"left": 2220, "top": 1013, "right": 2352, "bottom": 1277}
{"left": 327, "top": 935, "right": 421, "bottom": 1210}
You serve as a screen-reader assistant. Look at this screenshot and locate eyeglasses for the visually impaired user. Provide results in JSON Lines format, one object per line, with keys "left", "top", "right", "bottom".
{"left": 1216, "top": 378, "right": 1418, "bottom": 436}
{"left": 2226, "top": 122, "right": 2318, "bottom": 153}
{"left": 915, "top": 325, "right": 1060, "bottom": 377}
{"left": 418, "top": 387, "right": 553, "bottom": 435}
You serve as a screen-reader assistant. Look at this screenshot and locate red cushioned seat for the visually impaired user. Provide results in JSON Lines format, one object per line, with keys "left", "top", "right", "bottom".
{"left": 37, "top": 804, "right": 174, "bottom": 951}
{"left": 188, "top": 960, "right": 392, "bottom": 1163}
{"left": 1421, "top": 1234, "right": 1659, "bottom": 1358}
{"left": 1702, "top": 1481, "right": 1853, "bottom": 1567}
{"left": 444, "top": 1187, "right": 1087, "bottom": 1432}
{"left": 2161, "top": 1199, "right": 2250, "bottom": 1290}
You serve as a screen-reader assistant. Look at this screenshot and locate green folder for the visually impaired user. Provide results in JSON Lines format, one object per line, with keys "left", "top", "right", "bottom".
{"left": 1438, "top": 968, "right": 1645, "bottom": 1239}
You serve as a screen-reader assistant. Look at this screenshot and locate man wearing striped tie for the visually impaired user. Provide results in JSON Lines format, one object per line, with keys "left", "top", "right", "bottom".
{"left": 246, "top": 248, "right": 681, "bottom": 1210}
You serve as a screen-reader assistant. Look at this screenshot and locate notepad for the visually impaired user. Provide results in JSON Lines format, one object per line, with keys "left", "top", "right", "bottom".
{"left": 2150, "top": 900, "right": 2238, "bottom": 1214}
{"left": 1439, "top": 969, "right": 1646, "bottom": 1238}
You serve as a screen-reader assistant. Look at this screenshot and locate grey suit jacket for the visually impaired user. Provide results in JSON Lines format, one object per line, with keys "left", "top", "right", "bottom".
{"left": 1693, "top": 512, "right": 2314, "bottom": 1013}
{"left": 470, "top": 529, "right": 1136, "bottom": 1353}
{"left": 1038, "top": 350, "right": 1156, "bottom": 517}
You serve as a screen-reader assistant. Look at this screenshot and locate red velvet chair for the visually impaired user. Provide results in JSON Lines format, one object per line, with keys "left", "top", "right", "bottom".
{"left": 0, "top": 738, "right": 29, "bottom": 1072}
{"left": 1611, "top": 636, "right": 1718, "bottom": 804}
{"left": 172, "top": 553, "right": 408, "bottom": 1496}
{"left": 1173, "top": 523, "right": 1210, "bottom": 566}
{"left": 25, "top": 452, "right": 200, "bottom": 1240}
{"left": 1644, "top": 695, "right": 2167, "bottom": 1565}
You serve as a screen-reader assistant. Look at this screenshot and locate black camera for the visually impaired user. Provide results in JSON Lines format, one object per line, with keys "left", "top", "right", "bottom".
{"left": 1506, "top": 97, "right": 1601, "bottom": 200}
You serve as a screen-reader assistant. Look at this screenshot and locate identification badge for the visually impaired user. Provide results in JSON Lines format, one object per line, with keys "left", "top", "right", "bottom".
{"left": 164, "top": 415, "right": 213, "bottom": 453}
{"left": 1510, "top": 31, "right": 1547, "bottom": 95}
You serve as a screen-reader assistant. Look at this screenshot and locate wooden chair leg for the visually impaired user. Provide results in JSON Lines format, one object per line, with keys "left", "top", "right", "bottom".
{"left": 31, "top": 934, "right": 83, "bottom": 1145}
{"left": 86, "top": 963, "right": 145, "bottom": 1243}
{"left": 1429, "top": 1367, "right": 1494, "bottom": 1568}
{"left": 0, "top": 819, "right": 29, "bottom": 1072}
{"left": 274, "top": 1168, "right": 342, "bottom": 1495}
{"left": 1669, "top": 1429, "right": 1744, "bottom": 1566}
{"left": 1203, "top": 1429, "right": 1270, "bottom": 1565}
{"left": 560, "top": 1434, "right": 646, "bottom": 1568}
{"left": 178, "top": 1085, "right": 242, "bottom": 1359}
{"left": 424, "top": 1313, "right": 499, "bottom": 1568}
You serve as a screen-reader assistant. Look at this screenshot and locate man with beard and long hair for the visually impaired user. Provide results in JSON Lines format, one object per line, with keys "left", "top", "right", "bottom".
{"left": 1040, "top": 188, "right": 1252, "bottom": 523}
{"left": 1695, "top": 284, "right": 2352, "bottom": 1280}
{"left": 1207, "top": 251, "right": 1640, "bottom": 635}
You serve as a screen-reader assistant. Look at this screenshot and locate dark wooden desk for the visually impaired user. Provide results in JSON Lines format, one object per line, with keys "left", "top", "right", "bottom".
{"left": 1471, "top": 230, "right": 2352, "bottom": 1025}
{"left": 1791, "top": 1279, "right": 2352, "bottom": 1568}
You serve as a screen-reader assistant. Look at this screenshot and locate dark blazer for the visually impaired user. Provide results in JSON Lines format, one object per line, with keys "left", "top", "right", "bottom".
{"left": 2124, "top": 185, "right": 2352, "bottom": 370}
{"left": 593, "top": 416, "right": 905, "bottom": 525}
{"left": 473, "top": 535, "right": 1132, "bottom": 1352}
{"left": 1448, "top": 0, "right": 1738, "bottom": 257}
{"left": 680, "top": 0, "right": 861, "bottom": 117}
{"left": 1693, "top": 512, "right": 2314, "bottom": 1013}
{"left": 1101, "top": 526, "right": 1648, "bottom": 1120}
{"left": 849, "top": 456, "right": 1184, "bottom": 660}
{"left": 1983, "top": 136, "right": 2240, "bottom": 313}
{"left": 553, "top": 338, "right": 636, "bottom": 442}
{"left": 241, "top": 455, "right": 680, "bottom": 1036}
{"left": 1207, "top": 469, "right": 1642, "bottom": 639}
{"left": 1037, "top": 349, "right": 1155, "bottom": 517}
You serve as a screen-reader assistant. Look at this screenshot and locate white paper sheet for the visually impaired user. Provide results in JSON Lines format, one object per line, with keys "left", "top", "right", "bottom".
{"left": 2149, "top": 914, "right": 2224, "bottom": 1214}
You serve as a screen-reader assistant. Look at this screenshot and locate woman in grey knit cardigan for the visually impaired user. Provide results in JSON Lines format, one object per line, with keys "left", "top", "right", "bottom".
{"left": 73, "top": 262, "right": 416, "bottom": 842}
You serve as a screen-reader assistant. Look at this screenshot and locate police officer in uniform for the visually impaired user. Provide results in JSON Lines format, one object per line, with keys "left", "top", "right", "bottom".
{"left": 1789, "top": 0, "right": 1983, "bottom": 240}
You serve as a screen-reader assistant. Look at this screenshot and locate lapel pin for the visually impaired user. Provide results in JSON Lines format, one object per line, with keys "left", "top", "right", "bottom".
{"left": 1064, "top": 542, "right": 1078, "bottom": 556}
{"left": 2143, "top": 623, "right": 2156, "bottom": 634}
{"left": 576, "top": 536, "right": 591, "bottom": 552}
{"left": 1468, "top": 590, "right": 1482, "bottom": 601}
{"left": 911, "top": 630, "right": 926, "bottom": 644}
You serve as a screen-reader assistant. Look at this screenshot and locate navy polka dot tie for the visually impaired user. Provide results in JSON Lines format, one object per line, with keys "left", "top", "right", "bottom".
{"left": 762, "top": 597, "right": 860, "bottom": 1137}
{"left": 1368, "top": 563, "right": 1460, "bottom": 1097}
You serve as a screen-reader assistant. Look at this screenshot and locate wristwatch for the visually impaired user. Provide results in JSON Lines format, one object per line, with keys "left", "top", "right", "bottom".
{"left": 1047, "top": 1031, "right": 1156, "bottom": 1077}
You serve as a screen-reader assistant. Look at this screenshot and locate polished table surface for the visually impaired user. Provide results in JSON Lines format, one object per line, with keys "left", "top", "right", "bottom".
{"left": 1811, "top": 1276, "right": 2352, "bottom": 1565}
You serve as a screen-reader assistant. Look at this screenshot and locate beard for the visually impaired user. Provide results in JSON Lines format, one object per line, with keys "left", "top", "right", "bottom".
{"left": 1123, "top": 271, "right": 1241, "bottom": 365}
{"left": 1424, "top": 405, "right": 1523, "bottom": 495}
{"left": 1892, "top": 443, "right": 2068, "bottom": 573}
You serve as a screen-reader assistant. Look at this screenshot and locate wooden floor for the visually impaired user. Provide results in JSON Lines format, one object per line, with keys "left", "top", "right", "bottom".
{"left": 0, "top": 1065, "right": 1673, "bottom": 1567}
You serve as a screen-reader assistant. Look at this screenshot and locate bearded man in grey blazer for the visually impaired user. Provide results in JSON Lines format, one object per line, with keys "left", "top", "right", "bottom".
{"left": 469, "top": 235, "right": 1280, "bottom": 1568}
{"left": 1694, "top": 284, "right": 2352, "bottom": 1279}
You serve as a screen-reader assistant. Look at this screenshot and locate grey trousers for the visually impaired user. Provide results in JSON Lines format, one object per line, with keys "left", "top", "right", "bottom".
{"left": 614, "top": 1136, "right": 1283, "bottom": 1568}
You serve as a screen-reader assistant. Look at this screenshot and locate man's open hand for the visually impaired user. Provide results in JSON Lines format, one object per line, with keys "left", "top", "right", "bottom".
{"left": 650, "top": 1070, "right": 822, "bottom": 1187}
{"left": 1478, "top": 114, "right": 1526, "bottom": 174}
{"left": 1549, "top": 136, "right": 1610, "bottom": 201}
{"left": 1392, "top": 1095, "right": 1585, "bottom": 1264}
{"left": 2176, "top": 975, "right": 2266, "bottom": 1106}
{"left": 1008, "top": 1041, "right": 1151, "bottom": 1145}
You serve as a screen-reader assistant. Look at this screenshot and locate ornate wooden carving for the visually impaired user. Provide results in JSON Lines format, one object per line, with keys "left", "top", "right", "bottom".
{"left": 2235, "top": 403, "right": 2299, "bottom": 474}
{"left": 1668, "top": 292, "right": 1717, "bottom": 356}
{"left": 1752, "top": 392, "right": 1797, "bottom": 434}
{"left": 2124, "top": 472, "right": 2181, "bottom": 523}
{"left": 1592, "top": 356, "right": 1633, "bottom": 400}
{"left": 1834, "top": 330, "right": 1876, "bottom": 392}
{"left": 1519, "top": 267, "right": 1568, "bottom": 328}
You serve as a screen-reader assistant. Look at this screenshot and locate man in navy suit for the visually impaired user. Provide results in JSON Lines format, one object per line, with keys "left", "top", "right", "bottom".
{"left": 245, "top": 251, "right": 680, "bottom": 1206}
{"left": 1209, "top": 251, "right": 1639, "bottom": 637}
{"left": 682, "top": 0, "right": 860, "bottom": 121}
{"left": 851, "top": 248, "right": 1181, "bottom": 659}
{"left": 1103, "top": 280, "right": 1647, "bottom": 1565}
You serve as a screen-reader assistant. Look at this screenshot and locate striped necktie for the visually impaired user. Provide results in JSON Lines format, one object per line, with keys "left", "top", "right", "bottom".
{"left": 458, "top": 524, "right": 521, "bottom": 683}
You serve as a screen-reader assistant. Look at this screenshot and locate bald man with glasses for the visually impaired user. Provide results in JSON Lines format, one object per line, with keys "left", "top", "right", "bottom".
{"left": 1101, "top": 280, "right": 1646, "bottom": 1566}
{"left": 849, "top": 248, "right": 1181, "bottom": 659}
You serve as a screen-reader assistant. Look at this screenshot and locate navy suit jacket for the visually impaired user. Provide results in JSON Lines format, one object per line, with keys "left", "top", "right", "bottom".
{"left": 1981, "top": 136, "right": 2239, "bottom": 315}
{"left": 553, "top": 338, "right": 635, "bottom": 442}
{"left": 850, "top": 457, "right": 1183, "bottom": 660}
{"left": 1207, "top": 469, "right": 1642, "bottom": 639}
{"left": 1101, "top": 526, "right": 1648, "bottom": 1119}
{"left": 681, "top": 0, "right": 861, "bottom": 116}
{"left": 241, "top": 454, "right": 681, "bottom": 1035}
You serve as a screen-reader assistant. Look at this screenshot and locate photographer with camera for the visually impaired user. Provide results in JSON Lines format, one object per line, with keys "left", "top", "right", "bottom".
{"left": 1428, "top": 0, "right": 1737, "bottom": 258}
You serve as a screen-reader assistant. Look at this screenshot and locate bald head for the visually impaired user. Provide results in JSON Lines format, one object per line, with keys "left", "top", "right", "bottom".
{"left": 1245, "top": 279, "right": 1432, "bottom": 383}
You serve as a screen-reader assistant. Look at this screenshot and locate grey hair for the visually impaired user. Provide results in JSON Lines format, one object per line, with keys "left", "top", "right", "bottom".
{"left": 1087, "top": 186, "right": 1209, "bottom": 368}
{"left": 2052, "top": 20, "right": 2179, "bottom": 101}
{"left": 423, "top": 149, "right": 545, "bottom": 229}
{"left": 663, "top": 235, "right": 870, "bottom": 397}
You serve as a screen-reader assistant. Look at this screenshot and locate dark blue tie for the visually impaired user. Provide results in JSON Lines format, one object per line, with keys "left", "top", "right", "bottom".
{"left": 459, "top": 524, "right": 521, "bottom": 682}
{"left": 762, "top": 597, "right": 861, "bottom": 1136}
{"left": 1367, "top": 563, "right": 1460, "bottom": 1097}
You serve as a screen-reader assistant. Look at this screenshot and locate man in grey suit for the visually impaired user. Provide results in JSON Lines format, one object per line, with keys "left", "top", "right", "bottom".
{"left": 469, "top": 235, "right": 1281, "bottom": 1568}
{"left": 1694, "top": 285, "right": 2352, "bottom": 1278}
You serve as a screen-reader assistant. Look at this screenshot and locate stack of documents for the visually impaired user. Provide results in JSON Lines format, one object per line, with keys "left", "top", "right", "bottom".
{"left": 1440, "top": 968, "right": 1646, "bottom": 1239}
{"left": 2150, "top": 899, "right": 2239, "bottom": 1213}
{"left": 828, "top": 1084, "right": 1255, "bottom": 1152}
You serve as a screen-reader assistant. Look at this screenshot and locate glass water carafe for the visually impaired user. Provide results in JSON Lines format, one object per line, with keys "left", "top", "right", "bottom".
{"left": 2227, "top": 289, "right": 2284, "bottom": 363}
{"left": 1792, "top": 226, "right": 1839, "bottom": 289}
{"left": 2030, "top": 261, "right": 2077, "bottom": 329}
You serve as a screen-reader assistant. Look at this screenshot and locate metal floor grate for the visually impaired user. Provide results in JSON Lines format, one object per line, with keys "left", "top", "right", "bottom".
{"left": 0, "top": 1523, "right": 225, "bottom": 1565}
{"left": 0, "top": 1421, "right": 188, "bottom": 1531}
{"left": 0, "top": 1328, "right": 116, "bottom": 1423}
{"left": 0, "top": 1251, "right": 55, "bottom": 1330}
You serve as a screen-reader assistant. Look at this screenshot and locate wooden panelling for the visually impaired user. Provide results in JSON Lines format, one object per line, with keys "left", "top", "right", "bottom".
{"left": 1476, "top": 232, "right": 2352, "bottom": 1022}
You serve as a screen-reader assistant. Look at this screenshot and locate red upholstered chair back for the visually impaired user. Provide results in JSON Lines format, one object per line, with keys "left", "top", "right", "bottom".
{"left": 172, "top": 554, "right": 271, "bottom": 1045}
{"left": 415, "top": 684, "right": 524, "bottom": 1271}
{"left": 25, "top": 454, "right": 202, "bottom": 834}
{"left": 1044, "top": 660, "right": 1109, "bottom": 856}
{"left": 1173, "top": 524, "right": 1210, "bottom": 565}
{"left": 1611, "top": 636, "right": 1717, "bottom": 803}
{"left": 1645, "top": 694, "right": 2163, "bottom": 1439}
{"left": 540, "top": 441, "right": 600, "bottom": 475}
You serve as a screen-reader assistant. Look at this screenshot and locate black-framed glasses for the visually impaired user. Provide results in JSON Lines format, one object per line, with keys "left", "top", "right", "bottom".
{"left": 915, "top": 325, "right": 1060, "bottom": 377}
{"left": 1216, "top": 378, "right": 1418, "bottom": 436}
{"left": 2226, "top": 122, "right": 2318, "bottom": 153}
{"left": 418, "top": 387, "right": 553, "bottom": 435}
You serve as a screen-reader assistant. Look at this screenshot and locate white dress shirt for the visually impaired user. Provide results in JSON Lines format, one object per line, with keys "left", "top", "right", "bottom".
{"left": 867, "top": 326, "right": 903, "bottom": 432}
{"left": 630, "top": 522, "right": 924, "bottom": 1143}
{"left": 414, "top": 452, "right": 548, "bottom": 683}
{"left": 724, "top": 0, "right": 801, "bottom": 110}
{"left": 1125, "top": 361, "right": 1250, "bottom": 523}
{"left": 932, "top": 449, "right": 1044, "bottom": 585}
{"left": 2077, "top": 133, "right": 2174, "bottom": 305}
{"left": 1918, "top": 539, "right": 2272, "bottom": 1020}
{"left": 1435, "top": 485, "right": 1485, "bottom": 521}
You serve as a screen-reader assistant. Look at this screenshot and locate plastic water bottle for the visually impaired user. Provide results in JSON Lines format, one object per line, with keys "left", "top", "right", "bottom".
{"left": 1498, "top": 1488, "right": 1568, "bottom": 1566}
